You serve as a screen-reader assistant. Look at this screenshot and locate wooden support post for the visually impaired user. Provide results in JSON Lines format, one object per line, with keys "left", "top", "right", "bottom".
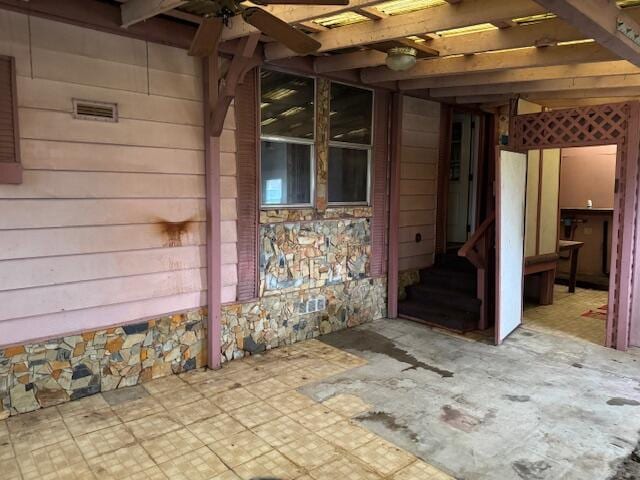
{"left": 204, "top": 52, "right": 222, "bottom": 369}
{"left": 210, "top": 33, "right": 261, "bottom": 136}
{"left": 387, "top": 93, "right": 403, "bottom": 319}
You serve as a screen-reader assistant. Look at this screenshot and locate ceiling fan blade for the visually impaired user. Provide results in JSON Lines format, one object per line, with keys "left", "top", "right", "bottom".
{"left": 242, "top": 7, "right": 321, "bottom": 55}
{"left": 189, "top": 16, "right": 224, "bottom": 57}
{"left": 252, "top": 0, "right": 349, "bottom": 4}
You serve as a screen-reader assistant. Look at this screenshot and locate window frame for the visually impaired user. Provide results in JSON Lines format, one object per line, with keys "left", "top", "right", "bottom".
{"left": 258, "top": 67, "right": 316, "bottom": 209}
{"left": 327, "top": 80, "right": 375, "bottom": 207}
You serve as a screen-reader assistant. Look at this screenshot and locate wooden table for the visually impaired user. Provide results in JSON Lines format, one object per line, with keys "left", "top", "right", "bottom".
{"left": 559, "top": 240, "right": 584, "bottom": 293}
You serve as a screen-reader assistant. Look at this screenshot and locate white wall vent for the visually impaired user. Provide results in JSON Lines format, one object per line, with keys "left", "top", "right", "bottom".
{"left": 73, "top": 99, "right": 118, "bottom": 122}
{"left": 297, "top": 296, "right": 326, "bottom": 315}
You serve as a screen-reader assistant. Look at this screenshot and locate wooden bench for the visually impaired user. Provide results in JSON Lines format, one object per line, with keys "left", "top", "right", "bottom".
{"left": 524, "top": 253, "right": 559, "bottom": 305}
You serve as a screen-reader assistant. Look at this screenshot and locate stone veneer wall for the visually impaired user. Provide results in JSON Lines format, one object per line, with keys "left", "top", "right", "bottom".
{"left": 0, "top": 309, "right": 206, "bottom": 416}
{"left": 398, "top": 269, "right": 420, "bottom": 301}
{"left": 221, "top": 277, "right": 386, "bottom": 362}
{"left": 220, "top": 210, "right": 387, "bottom": 362}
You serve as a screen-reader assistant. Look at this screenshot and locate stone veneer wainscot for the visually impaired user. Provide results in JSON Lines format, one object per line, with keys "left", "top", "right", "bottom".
{"left": 0, "top": 309, "right": 207, "bottom": 416}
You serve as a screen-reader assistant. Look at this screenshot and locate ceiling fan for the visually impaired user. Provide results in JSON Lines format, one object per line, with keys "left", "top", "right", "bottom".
{"left": 185, "top": 0, "right": 348, "bottom": 57}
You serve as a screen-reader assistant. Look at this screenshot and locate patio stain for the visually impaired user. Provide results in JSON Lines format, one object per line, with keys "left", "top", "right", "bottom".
{"left": 611, "top": 437, "right": 640, "bottom": 480}
{"left": 440, "top": 405, "right": 482, "bottom": 433}
{"left": 320, "top": 329, "right": 454, "bottom": 378}
{"left": 512, "top": 459, "right": 552, "bottom": 480}
{"left": 503, "top": 394, "right": 531, "bottom": 402}
{"left": 356, "top": 411, "right": 419, "bottom": 442}
{"left": 607, "top": 397, "right": 640, "bottom": 406}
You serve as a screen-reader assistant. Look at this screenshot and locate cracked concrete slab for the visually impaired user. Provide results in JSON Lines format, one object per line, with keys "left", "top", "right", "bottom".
{"left": 301, "top": 318, "right": 640, "bottom": 480}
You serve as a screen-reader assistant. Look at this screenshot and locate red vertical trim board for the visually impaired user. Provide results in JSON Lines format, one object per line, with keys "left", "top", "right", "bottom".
{"left": 235, "top": 68, "right": 259, "bottom": 301}
{"left": 0, "top": 55, "right": 22, "bottom": 184}
{"left": 615, "top": 102, "right": 640, "bottom": 350}
{"left": 435, "top": 105, "right": 452, "bottom": 254}
{"left": 203, "top": 56, "right": 222, "bottom": 369}
{"left": 387, "top": 93, "right": 403, "bottom": 318}
{"left": 370, "top": 89, "right": 390, "bottom": 278}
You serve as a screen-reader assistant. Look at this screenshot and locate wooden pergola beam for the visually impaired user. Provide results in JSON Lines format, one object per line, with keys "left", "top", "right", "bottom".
{"left": 355, "top": 6, "right": 388, "bottom": 20}
{"left": 121, "top": 0, "right": 187, "bottom": 28}
{"left": 361, "top": 42, "right": 615, "bottom": 83}
{"left": 535, "top": 0, "right": 640, "bottom": 66}
{"left": 399, "top": 60, "right": 640, "bottom": 89}
{"left": 264, "top": 0, "right": 545, "bottom": 60}
{"left": 221, "top": 0, "right": 391, "bottom": 41}
{"left": 314, "top": 49, "right": 387, "bottom": 73}
{"left": 528, "top": 96, "right": 640, "bottom": 108}
{"left": 429, "top": 73, "right": 640, "bottom": 97}
{"left": 314, "top": 16, "right": 587, "bottom": 73}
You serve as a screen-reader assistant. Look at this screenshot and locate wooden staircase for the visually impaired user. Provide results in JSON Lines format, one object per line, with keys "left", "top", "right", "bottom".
{"left": 398, "top": 212, "right": 496, "bottom": 333}
{"left": 398, "top": 254, "right": 481, "bottom": 332}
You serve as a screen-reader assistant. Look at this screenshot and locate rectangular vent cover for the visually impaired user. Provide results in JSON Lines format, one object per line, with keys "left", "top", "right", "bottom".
{"left": 73, "top": 99, "right": 118, "bottom": 122}
{"left": 297, "top": 296, "right": 327, "bottom": 315}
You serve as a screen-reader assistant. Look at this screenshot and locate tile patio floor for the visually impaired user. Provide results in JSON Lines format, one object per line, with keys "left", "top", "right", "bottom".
{"left": 523, "top": 285, "right": 608, "bottom": 345}
{"left": 0, "top": 339, "right": 453, "bottom": 480}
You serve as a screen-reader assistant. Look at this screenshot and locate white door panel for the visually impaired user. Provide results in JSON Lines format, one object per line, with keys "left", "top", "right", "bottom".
{"left": 496, "top": 149, "right": 527, "bottom": 344}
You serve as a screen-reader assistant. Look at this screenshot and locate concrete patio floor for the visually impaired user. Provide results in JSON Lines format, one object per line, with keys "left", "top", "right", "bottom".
{"left": 309, "top": 319, "right": 640, "bottom": 480}
{"left": 1, "top": 318, "right": 639, "bottom": 480}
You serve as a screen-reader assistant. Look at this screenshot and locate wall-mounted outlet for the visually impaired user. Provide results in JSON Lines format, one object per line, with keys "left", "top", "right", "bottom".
{"left": 297, "top": 296, "right": 326, "bottom": 315}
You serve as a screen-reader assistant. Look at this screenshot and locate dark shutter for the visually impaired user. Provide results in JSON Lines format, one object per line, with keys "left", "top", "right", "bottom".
{"left": 234, "top": 68, "right": 259, "bottom": 300}
{"left": 0, "top": 56, "right": 22, "bottom": 184}
{"left": 370, "top": 89, "right": 390, "bottom": 277}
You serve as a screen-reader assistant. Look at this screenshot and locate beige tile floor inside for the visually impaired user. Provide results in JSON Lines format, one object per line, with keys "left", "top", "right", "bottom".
{"left": 523, "top": 285, "right": 608, "bottom": 345}
{"left": 0, "top": 339, "right": 454, "bottom": 480}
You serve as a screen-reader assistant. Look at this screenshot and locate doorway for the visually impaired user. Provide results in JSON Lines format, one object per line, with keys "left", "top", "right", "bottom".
{"left": 495, "top": 100, "right": 640, "bottom": 350}
{"left": 521, "top": 145, "right": 617, "bottom": 346}
{"left": 446, "top": 112, "right": 479, "bottom": 249}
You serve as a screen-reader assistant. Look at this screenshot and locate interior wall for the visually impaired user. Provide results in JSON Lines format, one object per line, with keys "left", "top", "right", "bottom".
{"left": 519, "top": 100, "right": 560, "bottom": 258}
{"left": 0, "top": 11, "right": 240, "bottom": 345}
{"left": 539, "top": 149, "right": 560, "bottom": 255}
{"left": 398, "top": 96, "right": 440, "bottom": 272}
{"left": 557, "top": 146, "right": 616, "bottom": 284}
{"left": 559, "top": 145, "right": 616, "bottom": 209}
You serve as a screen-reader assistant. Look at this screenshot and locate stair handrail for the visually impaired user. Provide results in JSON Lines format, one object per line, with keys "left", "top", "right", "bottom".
{"left": 458, "top": 211, "right": 496, "bottom": 270}
{"left": 458, "top": 210, "right": 496, "bottom": 330}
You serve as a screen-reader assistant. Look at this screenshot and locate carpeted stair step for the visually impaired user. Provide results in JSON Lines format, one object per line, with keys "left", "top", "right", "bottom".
{"left": 419, "top": 267, "right": 476, "bottom": 294}
{"left": 397, "top": 299, "right": 479, "bottom": 332}
{"left": 434, "top": 253, "right": 476, "bottom": 273}
{"left": 406, "top": 283, "right": 481, "bottom": 314}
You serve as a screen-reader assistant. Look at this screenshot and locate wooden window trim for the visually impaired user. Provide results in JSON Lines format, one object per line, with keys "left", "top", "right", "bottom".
{"left": 235, "top": 68, "right": 260, "bottom": 301}
{"left": 0, "top": 55, "right": 22, "bottom": 185}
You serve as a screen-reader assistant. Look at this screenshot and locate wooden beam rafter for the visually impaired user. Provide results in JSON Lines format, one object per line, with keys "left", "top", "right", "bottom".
{"left": 121, "top": 0, "right": 187, "bottom": 28}
{"left": 221, "top": 0, "right": 392, "bottom": 41}
{"left": 210, "top": 33, "right": 262, "bottom": 136}
{"left": 264, "top": 0, "right": 546, "bottom": 60}
{"left": 399, "top": 60, "right": 640, "bottom": 90}
{"left": 429, "top": 72, "right": 640, "bottom": 97}
{"left": 535, "top": 0, "right": 640, "bottom": 66}
{"left": 355, "top": 6, "right": 388, "bottom": 20}
{"left": 360, "top": 42, "right": 616, "bottom": 83}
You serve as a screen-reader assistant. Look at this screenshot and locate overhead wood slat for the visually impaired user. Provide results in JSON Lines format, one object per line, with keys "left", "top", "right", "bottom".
{"left": 536, "top": 0, "right": 640, "bottom": 66}
{"left": 264, "top": 0, "right": 545, "bottom": 60}
{"left": 121, "top": 0, "right": 188, "bottom": 28}
{"left": 360, "top": 42, "right": 616, "bottom": 83}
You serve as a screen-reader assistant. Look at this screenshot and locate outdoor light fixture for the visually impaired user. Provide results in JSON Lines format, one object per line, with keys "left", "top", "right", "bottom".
{"left": 385, "top": 47, "right": 417, "bottom": 71}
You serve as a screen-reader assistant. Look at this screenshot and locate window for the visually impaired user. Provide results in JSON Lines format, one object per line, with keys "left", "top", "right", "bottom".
{"left": 328, "top": 82, "right": 373, "bottom": 204}
{"left": 260, "top": 69, "right": 314, "bottom": 207}
{"left": 0, "top": 55, "right": 22, "bottom": 184}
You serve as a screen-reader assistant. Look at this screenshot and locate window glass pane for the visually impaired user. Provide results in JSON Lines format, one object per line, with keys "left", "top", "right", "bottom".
{"left": 261, "top": 141, "right": 312, "bottom": 206}
{"left": 328, "top": 147, "right": 368, "bottom": 203}
{"left": 330, "top": 83, "right": 373, "bottom": 145}
{"left": 261, "top": 69, "right": 314, "bottom": 140}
